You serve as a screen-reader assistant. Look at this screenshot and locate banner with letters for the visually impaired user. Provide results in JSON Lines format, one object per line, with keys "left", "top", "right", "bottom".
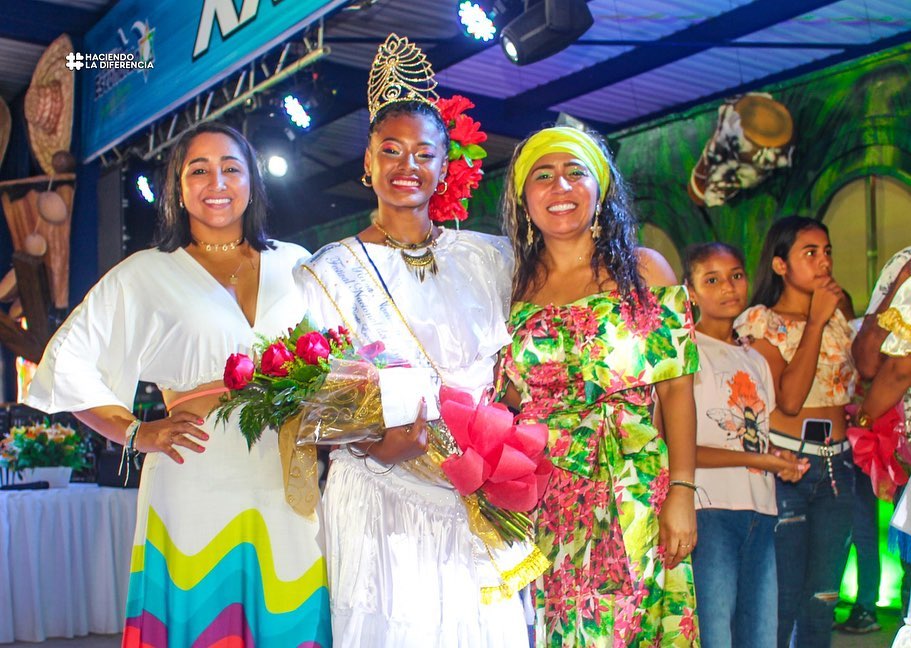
{"left": 79, "top": 0, "right": 344, "bottom": 162}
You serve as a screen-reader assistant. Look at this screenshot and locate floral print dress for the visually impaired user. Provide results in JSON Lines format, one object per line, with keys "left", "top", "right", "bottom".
{"left": 501, "top": 285, "right": 701, "bottom": 647}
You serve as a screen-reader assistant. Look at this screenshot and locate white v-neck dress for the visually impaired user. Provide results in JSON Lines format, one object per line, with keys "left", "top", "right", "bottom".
{"left": 26, "top": 242, "right": 331, "bottom": 648}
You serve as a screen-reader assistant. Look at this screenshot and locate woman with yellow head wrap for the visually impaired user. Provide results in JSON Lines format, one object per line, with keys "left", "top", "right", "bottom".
{"left": 498, "top": 126, "right": 701, "bottom": 646}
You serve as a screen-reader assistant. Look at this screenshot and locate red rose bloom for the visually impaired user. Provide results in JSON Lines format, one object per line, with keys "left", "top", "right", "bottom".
{"left": 261, "top": 343, "right": 294, "bottom": 377}
{"left": 296, "top": 331, "right": 331, "bottom": 364}
{"left": 224, "top": 353, "right": 255, "bottom": 390}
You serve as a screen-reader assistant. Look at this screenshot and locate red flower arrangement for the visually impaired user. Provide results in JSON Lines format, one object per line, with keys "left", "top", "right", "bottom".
{"left": 429, "top": 95, "right": 487, "bottom": 223}
{"left": 215, "top": 320, "right": 388, "bottom": 449}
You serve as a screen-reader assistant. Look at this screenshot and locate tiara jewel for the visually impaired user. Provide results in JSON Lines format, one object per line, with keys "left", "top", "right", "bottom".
{"left": 368, "top": 34, "right": 439, "bottom": 122}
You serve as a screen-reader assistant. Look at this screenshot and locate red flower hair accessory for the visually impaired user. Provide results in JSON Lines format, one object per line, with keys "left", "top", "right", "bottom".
{"left": 429, "top": 95, "right": 488, "bottom": 223}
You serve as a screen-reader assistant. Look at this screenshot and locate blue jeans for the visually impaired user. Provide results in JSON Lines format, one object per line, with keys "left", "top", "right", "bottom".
{"left": 775, "top": 449, "right": 854, "bottom": 648}
{"left": 692, "top": 509, "right": 777, "bottom": 648}
{"left": 851, "top": 464, "right": 880, "bottom": 610}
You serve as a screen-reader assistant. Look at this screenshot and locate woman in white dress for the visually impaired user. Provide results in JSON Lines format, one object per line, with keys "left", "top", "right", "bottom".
{"left": 295, "top": 35, "right": 545, "bottom": 648}
{"left": 26, "top": 123, "right": 330, "bottom": 648}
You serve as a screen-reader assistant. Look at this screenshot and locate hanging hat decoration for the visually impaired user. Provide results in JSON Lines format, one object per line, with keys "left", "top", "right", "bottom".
{"left": 689, "top": 92, "right": 794, "bottom": 208}
{"left": 24, "top": 34, "right": 74, "bottom": 176}
{"left": 0, "top": 98, "right": 10, "bottom": 172}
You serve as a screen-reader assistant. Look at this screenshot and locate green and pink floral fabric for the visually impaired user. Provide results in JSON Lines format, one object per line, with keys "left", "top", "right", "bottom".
{"left": 502, "top": 285, "right": 700, "bottom": 647}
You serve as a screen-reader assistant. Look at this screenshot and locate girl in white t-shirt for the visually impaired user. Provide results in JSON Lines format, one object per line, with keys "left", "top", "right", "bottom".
{"left": 683, "top": 242, "right": 807, "bottom": 648}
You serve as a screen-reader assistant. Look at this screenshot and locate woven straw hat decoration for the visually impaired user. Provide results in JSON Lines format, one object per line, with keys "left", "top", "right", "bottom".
{"left": 24, "top": 34, "right": 75, "bottom": 176}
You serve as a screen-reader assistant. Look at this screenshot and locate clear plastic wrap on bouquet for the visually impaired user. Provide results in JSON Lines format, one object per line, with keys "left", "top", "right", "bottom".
{"left": 293, "top": 356, "right": 386, "bottom": 447}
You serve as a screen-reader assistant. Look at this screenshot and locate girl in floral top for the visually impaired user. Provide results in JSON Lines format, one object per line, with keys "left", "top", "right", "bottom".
{"left": 734, "top": 216, "right": 857, "bottom": 648}
{"left": 499, "top": 126, "right": 700, "bottom": 647}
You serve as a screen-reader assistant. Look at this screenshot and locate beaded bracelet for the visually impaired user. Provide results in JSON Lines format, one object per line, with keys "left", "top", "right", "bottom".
{"left": 669, "top": 479, "right": 698, "bottom": 491}
{"left": 119, "top": 419, "right": 142, "bottom": 485}
{"left": 668, "top": 479, "right": 712, "bottom": 507}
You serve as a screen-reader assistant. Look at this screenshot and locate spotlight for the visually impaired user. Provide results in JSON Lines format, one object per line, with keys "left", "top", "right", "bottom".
{"left": 283, "top": 95, "right": 311, "bottom": 129}
{"left": 500, "top": 0, "right": 593, "bottom": 66}
{"left": 267, "top": 155, "right": 288, "bottom": 177}
{"left": 459, "top": 2, "right": 497, "bottom": 42}
{"left": 136, "top": 175, "right": 155, "bottom": 203}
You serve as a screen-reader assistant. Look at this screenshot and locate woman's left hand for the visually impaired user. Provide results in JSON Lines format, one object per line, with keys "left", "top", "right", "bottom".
{"left": 659, "top": 485, "right": 697, "bottom": 569}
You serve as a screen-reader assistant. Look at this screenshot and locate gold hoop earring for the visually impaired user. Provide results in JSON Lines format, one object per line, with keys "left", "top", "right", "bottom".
{"left": 361, "top": 173, "right": 372, "bottom": 188}
{"left": 525, "top": 210, "right": 535, "bottom": 247}
{"left": 435, "top": 179, "right": 448, "bottom": 195}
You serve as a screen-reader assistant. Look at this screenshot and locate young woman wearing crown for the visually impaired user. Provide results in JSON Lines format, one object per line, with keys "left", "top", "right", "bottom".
{"left": 294, "top": 35, "right": 546, "bottom": 647}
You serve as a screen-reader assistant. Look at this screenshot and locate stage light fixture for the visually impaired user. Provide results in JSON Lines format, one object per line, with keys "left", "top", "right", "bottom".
{"left": 500, "top": 0, "right": 593, "bottom": 66}
{"left": 136, "top": 175, "right": 155, "bottom": 203}
{"left": 459, "top": 2, "right": 497, "bottom": 42}
{"left": 283, "top": 95, "right": 312, "bottom": 129}
{"left": 267, "top": 155, "right": 289, "bottom": 177}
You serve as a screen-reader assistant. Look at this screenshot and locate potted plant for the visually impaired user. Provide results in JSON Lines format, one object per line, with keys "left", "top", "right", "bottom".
{"left": 0, "top": 422, "right": 89, "bottom": 488}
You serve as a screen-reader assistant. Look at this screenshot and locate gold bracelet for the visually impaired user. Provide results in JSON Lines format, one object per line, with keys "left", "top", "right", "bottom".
{"left": 854, "top": 408, "right": 872, "bottom": 428}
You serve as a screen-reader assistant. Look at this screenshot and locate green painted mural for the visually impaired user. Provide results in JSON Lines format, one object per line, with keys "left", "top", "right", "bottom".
{"left": 292, "top": 42, "right": 911, "bottom": 276}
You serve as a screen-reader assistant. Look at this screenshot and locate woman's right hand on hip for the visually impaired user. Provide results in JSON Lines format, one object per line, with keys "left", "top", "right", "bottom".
{"left": 134, "top": 412, "right": 209, "bottom": 464}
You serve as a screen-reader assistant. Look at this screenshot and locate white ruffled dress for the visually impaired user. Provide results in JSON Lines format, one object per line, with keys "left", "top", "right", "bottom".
{"left": 296, "top": 229, "right": 538, "bottom": 648}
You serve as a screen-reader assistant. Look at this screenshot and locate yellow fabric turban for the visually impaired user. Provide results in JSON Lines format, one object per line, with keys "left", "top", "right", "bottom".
{"left": 513, "top": 127, "right": 610, "bottom": 202}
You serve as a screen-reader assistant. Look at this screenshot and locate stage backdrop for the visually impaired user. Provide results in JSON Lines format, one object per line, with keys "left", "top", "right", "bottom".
{"left": 80, "top": 0, "right": 346, "bottom": 162}
{"left": 296, "top": 42, "right": 911, "bottom": 297}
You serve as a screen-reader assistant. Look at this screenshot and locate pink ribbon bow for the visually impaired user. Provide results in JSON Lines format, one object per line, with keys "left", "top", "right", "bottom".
{"left": 439, "top": 387, "right": 553, "bottom": 512}
{"left": 847, "top": 403, "right": 908, "bottom": 501}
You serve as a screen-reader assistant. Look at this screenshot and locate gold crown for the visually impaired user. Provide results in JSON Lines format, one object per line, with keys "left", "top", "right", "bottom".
{"left": 367, "top": 34, "right": 439, "bottom": 122}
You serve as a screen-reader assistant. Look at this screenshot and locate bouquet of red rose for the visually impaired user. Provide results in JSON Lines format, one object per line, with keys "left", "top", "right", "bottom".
{"left": 214, "top": 320, "right": 553, "bottom": 540}
{"left": 215, "top": 319, "right": 389, "bottom": 450}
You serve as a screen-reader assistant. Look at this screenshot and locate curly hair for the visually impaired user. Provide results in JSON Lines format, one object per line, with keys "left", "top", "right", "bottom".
{"left": 155, "top": 122, "right": 273, "bottom": 252}
{"left": 500, "top": 127, "right": 648, "bottom": 305}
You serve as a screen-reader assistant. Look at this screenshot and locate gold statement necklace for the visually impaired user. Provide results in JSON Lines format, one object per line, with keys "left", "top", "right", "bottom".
{"left": 373, "top": 220, "right": 438, "bottom": 281}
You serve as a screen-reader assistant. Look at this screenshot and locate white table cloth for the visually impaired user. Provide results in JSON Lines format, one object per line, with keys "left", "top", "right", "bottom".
{"left": 0, "top": 484, "right": 137, "bottom": 643}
